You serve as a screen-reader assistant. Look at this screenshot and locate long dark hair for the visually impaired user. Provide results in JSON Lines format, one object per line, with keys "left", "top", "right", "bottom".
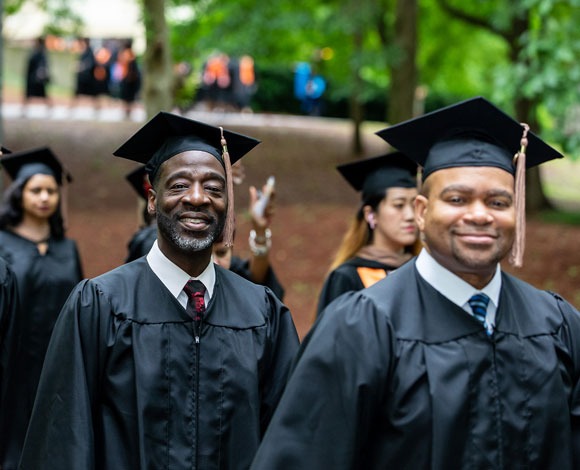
{"left": 0, "top": 177, "right": 65, "bottom": 239}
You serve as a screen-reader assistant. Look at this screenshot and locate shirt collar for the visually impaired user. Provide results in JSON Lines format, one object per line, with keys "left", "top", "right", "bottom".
{"left": 146, "top": 240, "right": 216, "bottom": 300}
{"left": 415, "top": 248, "right": 501, "bottom": 310}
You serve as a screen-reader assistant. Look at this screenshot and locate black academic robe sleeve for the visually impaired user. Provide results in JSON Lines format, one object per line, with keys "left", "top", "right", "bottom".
{"left": 125, "top": 224, "right": 157, "bottom": 262}
{"left": 229, "top": 255, "right": 285, "bottom": 301}
{"left": 316, "top": 264, "right": 363, "bottom": 316}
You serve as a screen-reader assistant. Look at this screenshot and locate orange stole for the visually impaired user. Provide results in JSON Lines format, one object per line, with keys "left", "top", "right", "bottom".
{"left": 357, "top": 267, "right": 387, "bottom": 288}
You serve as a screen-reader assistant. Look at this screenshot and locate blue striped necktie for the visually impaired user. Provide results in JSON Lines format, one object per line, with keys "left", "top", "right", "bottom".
{"left": 468, "top": 293, "right": 490, "bottom": 328}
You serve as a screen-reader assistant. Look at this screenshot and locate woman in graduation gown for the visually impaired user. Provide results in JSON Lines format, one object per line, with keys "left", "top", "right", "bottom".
{"left": 316, "top": 152, "right": 419, "bottom": 316}
{"left": 0, "top": 147, "right": 83, "bottom": 470}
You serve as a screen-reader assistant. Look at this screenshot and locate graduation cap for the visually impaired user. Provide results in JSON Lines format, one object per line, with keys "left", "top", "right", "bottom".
{"left": 113, "top": 111, "right": 260, "bottom": 181}
{"left": 0, "top": 146, "right": 72, "bottom": 185}
{"left": 376, "top": 96, "right": 563, "bottom": 179}
{"left": 113, "top": 111, "right": 261, "bottom": 247}
{"left": 375, "top": 96, "right": 565, "bottom": 268}
{"left": 125, "top": 165, "right": 150, "bottom": 201}
{"left": 337, "top": 152, "right": 417, "bottom": 202}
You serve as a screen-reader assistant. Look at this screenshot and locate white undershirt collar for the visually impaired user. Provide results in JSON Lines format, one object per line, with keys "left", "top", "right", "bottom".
{"left": 146, "top": 240, "right": 215, "bottom": 308}
{"left": 415, "top": 248, "right": 501, "bottom": 330}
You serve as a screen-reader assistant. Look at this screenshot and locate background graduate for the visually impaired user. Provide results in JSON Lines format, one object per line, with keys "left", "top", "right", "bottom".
{"left": 250, "top": 97, "right": 580, "bottom": 469}
{"left": 19, "top": 112, "right": 299, "bottom": 469}
{"left": 0, "top": 147, "right": 83, "bottom": 470}
{"left": 316, "top": 152, "right": 418, "bottom": 316}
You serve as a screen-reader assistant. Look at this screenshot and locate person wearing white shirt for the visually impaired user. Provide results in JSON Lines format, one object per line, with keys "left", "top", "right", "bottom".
{"left": 251, "top": 97, "right": 580, "bottom": 469}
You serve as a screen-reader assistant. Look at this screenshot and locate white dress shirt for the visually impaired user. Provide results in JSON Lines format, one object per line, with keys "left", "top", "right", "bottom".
{"left": 415, "top": 248, "right": 501, "bottom": 333}
{"left": 146, "top": 240, "right": 215, "bottom": 308}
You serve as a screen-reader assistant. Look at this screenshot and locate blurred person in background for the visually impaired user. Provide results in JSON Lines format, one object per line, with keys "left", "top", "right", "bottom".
{"left": 112, "top": 39, "right": 141, "bottom": 119}
{"left": 0, "top": 147, "right": 83, "bottom": 470}
{"left": 23, "top": 37, "right": 51, "bottom": 113}
{"left": 71, "top": 37, "right": 99, "bottom": 110}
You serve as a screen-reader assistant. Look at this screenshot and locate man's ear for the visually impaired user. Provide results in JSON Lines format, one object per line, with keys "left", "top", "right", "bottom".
{"left": 147, "top": 188, "right": 157, "bottom": 215}
{"left": 414, "top": 195, "right": 428, "bottom": 232}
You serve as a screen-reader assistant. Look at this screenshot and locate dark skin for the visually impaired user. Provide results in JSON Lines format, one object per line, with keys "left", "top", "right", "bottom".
{"left": 415, "top": 167, "right": 515, "bottom": 289}
{"left": 147, "top": 150, "right": 227, "bottom": 277}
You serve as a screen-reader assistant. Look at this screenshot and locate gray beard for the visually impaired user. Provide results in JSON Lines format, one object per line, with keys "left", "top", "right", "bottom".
{"left": 156, "top": 209, "right": 224, "bottom": 253}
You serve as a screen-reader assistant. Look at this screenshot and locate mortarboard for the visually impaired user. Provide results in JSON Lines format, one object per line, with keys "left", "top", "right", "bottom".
{"left": 337, "top": 152, "right": 417, "bottom": 202}
{"left": 0, "top": 146, "right": 72, "bottom": 185}
{"left": 375, "top": 96, "right": 565, "bottom": 268}
{"left": 125, "top": 165, "right": 150, "bottom": 201}
{"left": 113, "top": 111, "right": 260, "bottom": 183}
{"left": 376, "top": 96, "right": 563, "bottom": 180}
{"left": 113, "top": 112, "right": 261, "bottom": 247}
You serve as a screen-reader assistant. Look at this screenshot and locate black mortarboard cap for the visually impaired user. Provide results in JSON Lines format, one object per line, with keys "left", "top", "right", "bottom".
{"left": 1, "top": 146, "right": 72, "bottom": 185}
{"left": 376, "top": 96, "right": 564, "bottom": 180}
{"left": 113, "top": 111, "right": 260, "bottom": 182}
{"left": 337, "top": 152, "right": 417, "bottom": 202}
{"left": 126, "top": 165, "right": 150, "bottom": 200}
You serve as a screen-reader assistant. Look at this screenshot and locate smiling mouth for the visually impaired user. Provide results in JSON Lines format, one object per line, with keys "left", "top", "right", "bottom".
{"left": 180, "top": 216, "right": 211, "bottom": 230}
{"left": 457, "top": 233, "right": 497, "bottom": 244}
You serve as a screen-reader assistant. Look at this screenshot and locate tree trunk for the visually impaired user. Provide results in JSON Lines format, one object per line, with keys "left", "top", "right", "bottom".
{"left": 142, "top": 0, "right": 173, "bottom": 119}
{"left": 350, "top": 29, "right": 364, "bottom": 156}
{"left": 387, "top": 0, "right": 418, "bottom": 124}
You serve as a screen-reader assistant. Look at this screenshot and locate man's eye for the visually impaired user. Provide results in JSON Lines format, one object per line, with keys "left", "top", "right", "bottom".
{"left": 489, "top": 199, "right": 510, "bottom": 209}
{"left": 447, "top": 196, "right": 464, "bottom": 204}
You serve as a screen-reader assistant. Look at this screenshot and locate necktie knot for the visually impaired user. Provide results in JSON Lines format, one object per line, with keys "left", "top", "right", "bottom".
{"left": 184, "top": 280, "right": 206, "bottom": 319}
{"left": 468, "top": 293, "right": 490, "bottom": 326}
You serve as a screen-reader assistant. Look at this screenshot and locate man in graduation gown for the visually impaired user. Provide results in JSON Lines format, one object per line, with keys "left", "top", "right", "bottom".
{"left": 19, "top": 112, "right": 299, "bottom": 470}
{"left": 250, "top": 97, "right": 580, "bottom": 469}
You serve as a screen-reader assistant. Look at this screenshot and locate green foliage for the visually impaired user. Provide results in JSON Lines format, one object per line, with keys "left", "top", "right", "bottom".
{"left": 538, "top": 209, "right": 580, "bottom": 226}
{"left": 4, "top": 0, "right": 84, "bottom": 36}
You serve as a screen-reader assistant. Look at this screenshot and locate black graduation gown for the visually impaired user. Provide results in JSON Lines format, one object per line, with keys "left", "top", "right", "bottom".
{"left": 25, "top": 48, "right": 49, "bottom": 98}
{"left": 125, "top": 225, "right": 285, "bottom": 301}
{"left": 316, "top": 256, "right": 398, "bottom": 316}
{"left": 125, "top": 224, "right": 158, "bottom": 263}
{"left": 251, "top": 260, "right": 580, "bottom": 469}
{"left": 229, "top": 256, "right": 285, "bottom": 301}
{"left": 75, "top": 46, "right": 97, "bottom": 96}
{"left": 19, "top": 259, "right": 299, "bottom": 470}
{"left": 0, "top": 231, "right": 83, "bottom": 470}
{"left": 0, "top": 257, "right": 19, "bottom": 451}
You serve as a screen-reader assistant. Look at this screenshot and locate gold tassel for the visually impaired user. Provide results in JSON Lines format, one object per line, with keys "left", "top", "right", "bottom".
{"left": 220, "top": 127, "right": 235, "bottom": 247}
{"left": 508, "top": 123, "right": 529, "bottom": 268}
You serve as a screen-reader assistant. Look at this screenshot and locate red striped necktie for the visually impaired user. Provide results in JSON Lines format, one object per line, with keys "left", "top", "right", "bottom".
{"left": 184, "top": 280, "right": 206, "bottom": 320}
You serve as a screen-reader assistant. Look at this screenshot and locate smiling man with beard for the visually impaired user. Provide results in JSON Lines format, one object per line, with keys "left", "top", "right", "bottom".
{"left": 251, "top": 97, "right": 580, "bottom": 470}
{"left": 19, "top": 112, "right": 299, "bottom": 470}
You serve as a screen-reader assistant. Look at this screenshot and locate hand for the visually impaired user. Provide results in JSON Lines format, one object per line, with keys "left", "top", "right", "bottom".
{"left": 249, "top": 184, "right": 275, "bottom": 233}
